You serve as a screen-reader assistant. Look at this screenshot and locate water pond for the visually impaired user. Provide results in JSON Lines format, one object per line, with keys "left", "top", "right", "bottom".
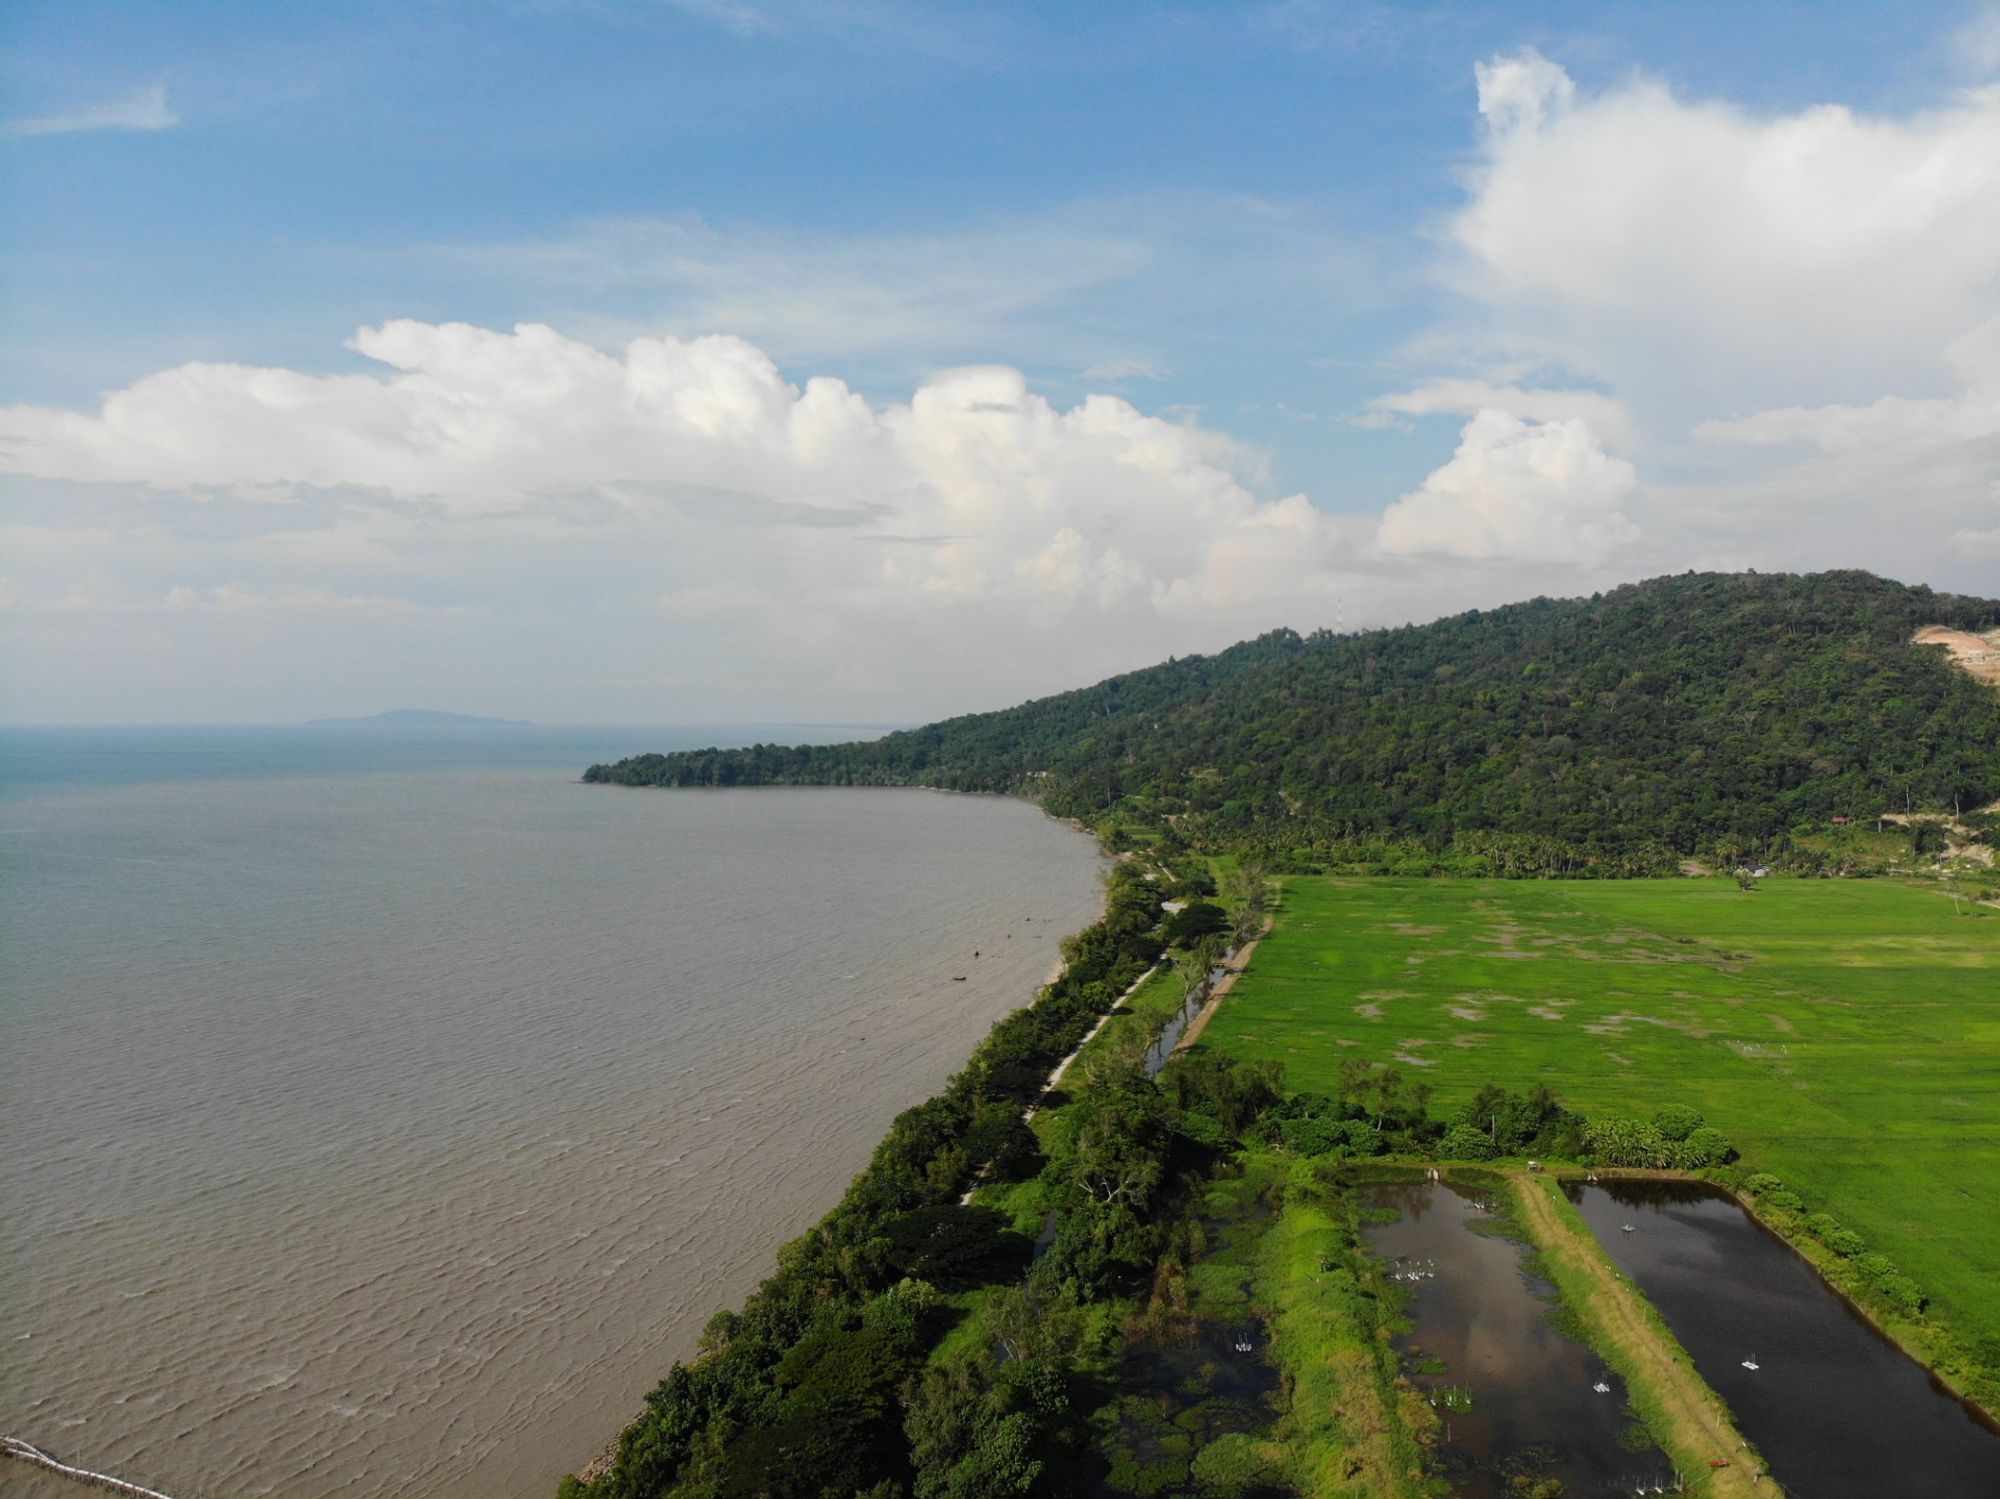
{"left": 1089, "top": 1172, "right": 1292, "bottom": 1499}
{"left": 1570, "top": 1180, "right": 2000, "bottom": 1499}
{"left": 1093, "top": 1312, "right": 1290, "bottom": 1499}
{"left": 1362, "top": 1181, "right": 1675, "bottom": 1498}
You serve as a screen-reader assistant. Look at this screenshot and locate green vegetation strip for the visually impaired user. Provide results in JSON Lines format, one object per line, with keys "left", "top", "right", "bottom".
{"left": 586, "top": 571, "right": 2000, "bottom": 878}
{"left": 1251, "top": 1159, "right": 1431, "bottom": 1498}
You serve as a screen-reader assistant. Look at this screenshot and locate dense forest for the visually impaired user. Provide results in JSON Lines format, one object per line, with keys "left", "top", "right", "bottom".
{"left": 586, "top": 571, "right": 2000, "bottom": 862}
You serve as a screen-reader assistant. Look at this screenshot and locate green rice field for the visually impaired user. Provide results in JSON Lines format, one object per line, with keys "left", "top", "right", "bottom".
{"left": 1196, "top": 876, "right": 2000, "bottom": 1346}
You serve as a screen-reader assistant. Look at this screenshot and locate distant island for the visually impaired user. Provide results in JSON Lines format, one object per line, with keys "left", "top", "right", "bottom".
{"left": 305, "top": 709, "right": 533, "bottom": 728}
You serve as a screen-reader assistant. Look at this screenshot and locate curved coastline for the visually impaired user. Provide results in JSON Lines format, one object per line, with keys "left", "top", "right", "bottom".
{"left": 3, "top": 773, "right": 1109, "bottom": 1499}
{"left": 563, "top": 783, "right": 1125, "bottom": 1494}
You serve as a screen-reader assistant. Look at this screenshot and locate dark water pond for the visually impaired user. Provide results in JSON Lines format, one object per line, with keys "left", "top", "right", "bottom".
{"left": 1571, "top": 1180, "right": 2000, "bottom": 1498}
{"left": 1094, "top": 1313, "right": 1289, "bottom": 1498}
{"left": 1363, "top": 1182, "right": 1675, "bottom": 1498}
{"left": 1087, "top": 1180, "right": 1292, "bottom": 1498}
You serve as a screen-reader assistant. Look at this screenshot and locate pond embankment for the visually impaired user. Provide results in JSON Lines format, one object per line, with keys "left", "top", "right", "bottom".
{"left": 1504, "top": 1174, "right": 1764, "bottom": 1497}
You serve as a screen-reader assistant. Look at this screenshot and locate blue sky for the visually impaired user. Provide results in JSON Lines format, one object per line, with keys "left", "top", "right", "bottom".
{"left": 3, "top": 1, "right": 1998, "bottom": 722}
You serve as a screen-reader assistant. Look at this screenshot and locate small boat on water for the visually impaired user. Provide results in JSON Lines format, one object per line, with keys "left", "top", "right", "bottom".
{"left": 1741, "top": 1355, "right": 1760, "bottom": 1371}
{"left": 951, "top": 976, "right": 967, "bottom": 982}
{"left": 1593, "top": 1380, "right": 1612, "bottom": 1394}
{"left": 1621, "top": 1223, "right": 1637, "bottom": 1233}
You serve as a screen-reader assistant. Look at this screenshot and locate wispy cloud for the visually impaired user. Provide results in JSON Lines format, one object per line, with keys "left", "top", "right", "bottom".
{"left": 7, "top": 83, "right": 180, "bottom": 139}
{"left": 380, "top": 196, "right": 1390, "bottom": 396}
{"left": 651, "top": 0, "right": 998, "bottom": 61}
{"left": 1953, "top": 4, "right": 2000, "bottom": 76}
{"left": 659, "top": 0, "right": 776, "bottom": 38}
{"left": 1077, "top": 359, "right": 1168, "bottom": 383}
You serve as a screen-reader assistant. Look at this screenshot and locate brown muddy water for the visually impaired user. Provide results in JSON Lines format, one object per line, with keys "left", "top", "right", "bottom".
{"left": 1362, "top": 1181, "right": 1677, "bottom": 1498}
{"left": 1, "top": 738, "right": 1105, "bottom": 1499}
{"left": 1572, "top": 1180, "right": 2000, "bottom": 1498}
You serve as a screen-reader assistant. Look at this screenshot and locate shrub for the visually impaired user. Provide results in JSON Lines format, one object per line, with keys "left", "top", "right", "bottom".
{"left": 1762, "top": 1190, "right": 1804, "bottom": 1214}
{"left": 1683, "top": 1126, "right": 1737, "bottom": 1165}
{"left": 1744, "top": 1173, "right": 1784, "bottom": 1196}
{"left": 1822, "top": 1228, "right": 1866, "bottom": 1258}
{"left": 1652, "top": 1104, "right": 1705, "bottom": 1142}
{"left": 1439, "top": 1123, "right": 1499, "bottom": 1161}
{"left": 1277, "top": 1116, "right": 1344, "bottom": 1157}
{"left": 1583, "top": 1116, "right": 1672, "bottom": 1168}
{"left": 1854, "top": 1252, "right": 1896, "bottom": 1282}
{"left": 1340, "top": 1119, "right": 1387, "bottom": 1156}
{"left": 1176, "top": 1111, "right": 1233, "bottom": 1152}
{"left": 1877, "top": 1275, "right": 1928, "bottom": 1316}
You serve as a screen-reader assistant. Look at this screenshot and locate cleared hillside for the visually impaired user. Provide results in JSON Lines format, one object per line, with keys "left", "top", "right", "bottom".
{"left": 1914, "top": 624, "right": 2000, "bottom": 686}
{"left": 588, "top": 571, "right": 2000, "bottom": 857}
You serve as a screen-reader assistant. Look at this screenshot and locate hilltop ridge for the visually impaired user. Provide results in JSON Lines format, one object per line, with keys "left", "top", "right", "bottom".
{"left": 587, "top": 571, "right": 2000, "bottom": 860}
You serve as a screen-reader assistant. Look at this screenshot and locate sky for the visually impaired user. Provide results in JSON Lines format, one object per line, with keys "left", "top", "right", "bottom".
{"left": 3, "top": 0, "right": 1998, "bottom": 725}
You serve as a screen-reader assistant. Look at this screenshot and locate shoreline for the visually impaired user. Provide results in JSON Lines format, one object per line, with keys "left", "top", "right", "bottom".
{"left": 573, "top": 797, "right": 1111, "bottom": 1488}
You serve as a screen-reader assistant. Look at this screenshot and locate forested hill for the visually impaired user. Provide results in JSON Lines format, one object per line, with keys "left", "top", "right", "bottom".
{"left": 586, "top": 571, "right": 2000, "bottom": 858}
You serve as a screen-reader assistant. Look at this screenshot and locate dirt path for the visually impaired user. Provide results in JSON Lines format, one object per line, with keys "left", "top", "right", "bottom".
{"left": 960, "top": 962, "right": 1162, "bottom": 1205}
{"left": 1507, "top": 1172, "right": 1767, "bottom": 1497}
{"left": 1170, "top": 920, "right": 1272, "bottom": 1058}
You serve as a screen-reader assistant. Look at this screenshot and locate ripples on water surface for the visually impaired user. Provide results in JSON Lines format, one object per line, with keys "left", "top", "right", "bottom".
{"left": 0, "top": 729, "right": 1105, "bottom": 1499}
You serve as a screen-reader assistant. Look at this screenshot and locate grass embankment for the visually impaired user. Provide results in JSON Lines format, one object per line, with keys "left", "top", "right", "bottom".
{"left": 1252, "top": 1160, "right": 1431, "bottom": 1498}
{"left": 1197, "top": 877, "right": 2000, "bottom": 1367}
{"left": 1504, "top": 1171, "right": 1761, "bottom": 1497}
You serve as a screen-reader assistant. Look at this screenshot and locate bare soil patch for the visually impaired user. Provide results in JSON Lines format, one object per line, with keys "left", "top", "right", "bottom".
{"left": 1914, "top": 624, "right": 2000, "bottom": 686}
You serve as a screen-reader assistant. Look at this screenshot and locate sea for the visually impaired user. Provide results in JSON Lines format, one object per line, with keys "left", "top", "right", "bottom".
{"left": 0, "top": 725, "right": 1106, "bottom": 1499}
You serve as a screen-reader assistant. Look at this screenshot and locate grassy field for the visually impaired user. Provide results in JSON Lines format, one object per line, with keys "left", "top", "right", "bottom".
{"left": 1195, "top": 876, "right": 2000, "bottom": 1347}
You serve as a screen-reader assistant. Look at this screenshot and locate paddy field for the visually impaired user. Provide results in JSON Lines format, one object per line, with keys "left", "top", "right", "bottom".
{"left": 1194, "top": 876, "right": 2000, "bottom": 1349}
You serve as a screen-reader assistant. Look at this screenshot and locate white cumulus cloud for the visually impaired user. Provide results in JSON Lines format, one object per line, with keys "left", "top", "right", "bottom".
{"left": 1376, "top": 410, "right": 1640, "bottom": 566}
{"left": 1414, "top": 49, "right": 2000, "bottom": 594}
{"left": 1473, "top": 48, "right": 1575, "bottom": 136}
{"left": 1452, "top": 53, "right": 2000, "bottom": 423}
{"left": 0, "top": 321, "right": 1387, "bottom": 719}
